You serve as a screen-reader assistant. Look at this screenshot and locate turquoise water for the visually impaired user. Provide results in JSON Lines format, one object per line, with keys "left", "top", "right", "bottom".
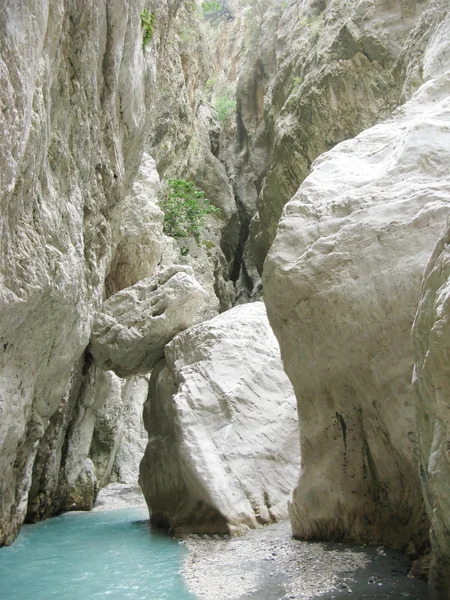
{"left": 0, "top": 508, "right": 197, "bottom": 600}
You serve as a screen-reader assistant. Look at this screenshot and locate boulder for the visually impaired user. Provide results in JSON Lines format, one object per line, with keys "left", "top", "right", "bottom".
{"left": 139, "top": 302, "right": 299, "bottom": 535}
{"left": 90, "top": 266, "right": 210, "bottom": 377}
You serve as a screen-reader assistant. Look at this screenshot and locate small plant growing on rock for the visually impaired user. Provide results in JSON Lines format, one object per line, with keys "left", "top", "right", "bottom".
{"left": 292, "top": 75, "right": 303, "bottom": 93}
{"left": 141, "top": 9, "right": 155, "bottom": 50}
{"left": 214, "top": 94, "right": 237, "bottom": 122}
{"left": 161, "top": 179, "right": 220, "bottom": 244}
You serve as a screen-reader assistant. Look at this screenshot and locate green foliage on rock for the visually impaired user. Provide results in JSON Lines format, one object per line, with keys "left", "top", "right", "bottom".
{"left": 161, "top": 179, "right": 220, "bottom": 244}
{"left": 201, "top": 0, "right": 233, "bottom": 21}
{"left": 141, "top": 9, "right": 155, "bottom": 50}
{"left": 214, "top": 95, "right": 237, "bottom": 122}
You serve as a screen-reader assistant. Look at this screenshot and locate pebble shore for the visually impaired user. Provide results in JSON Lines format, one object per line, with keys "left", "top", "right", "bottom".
{"left": 182, "top": 521, "right": 430, "bottom": 600}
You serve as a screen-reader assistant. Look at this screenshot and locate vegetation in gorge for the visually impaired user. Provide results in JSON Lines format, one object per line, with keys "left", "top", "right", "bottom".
{"left": 161, "top": 179, "right": 220, "bottom": 244}
{"left": 140, "top": 9, "right": 155, "bottom": 50}
{"left": 214, "top": 93, "right": 237, "bottom": 122}
{"left": 201, "top": 0, "right": 234, "bottom": 21}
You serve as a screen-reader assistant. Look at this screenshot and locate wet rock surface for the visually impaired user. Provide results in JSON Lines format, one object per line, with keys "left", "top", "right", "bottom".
{"left": 182, "top": 521, "right": 429, "bottom": 600}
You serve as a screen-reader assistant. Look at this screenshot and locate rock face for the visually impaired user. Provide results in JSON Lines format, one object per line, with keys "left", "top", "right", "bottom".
{"left": 105, "top": 154, "right": 164, "bottom": 298}
{"left": 111, "top": 377, "right": 149, "bottom": 485}
{"left": 0, "top": 0, "right": 154, "bottom": 543}
{"left": 413, "top": 10, "right": 450, "bottom": 583}
{"left": 90, "top": 266, "right": 210, "bottom": 377}
{"left": 414, "top": 225, "right": 450, "bottom": 598}
{"left": 264, "top": 0, "right": 450, "bottom": 559}
{"left": 0, "top": 0, "right": 224, "bottom": 544}
{"left": 139, "top": 302, "right": 299, "bottom": 535}
{"left": 147, "top": 2, "right": 238, "bottom": 313}
{"left": 219, "top": 0, "right": 429, "bottom": 299}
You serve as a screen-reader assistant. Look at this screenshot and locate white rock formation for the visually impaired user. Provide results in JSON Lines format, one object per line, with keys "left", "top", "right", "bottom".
{"left": 413, "top": 13, "right": 450, "bottom": 584}
{"left": 106, "top": 154, "right": 164, "bottom": 297}
{"left": 89, "top": 266, "right": 210, "bottom": 377}
{"left": 264, "top": 4, "right": 450, "bottom": 555}
{"left": 0, "top": 0, "right": 153, "bottom": 542}
{"left": 414, "top": 224, "right": 450, "bottom": 598}
{"left": 111, "top": 377, "right": 149, "bottom": 485}
{"left": 139, "top": 302, "right": 299, "bottom": 535}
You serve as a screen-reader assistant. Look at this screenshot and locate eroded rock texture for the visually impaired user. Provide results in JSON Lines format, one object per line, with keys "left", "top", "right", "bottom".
{"left": 0, "top": 0, "right": 236, "bottom": 544}
{"left": 218, "top": 0, "right": 429, "bottom": 300}
{"left": 0, "top": 0, "right": 153, "bottom": 544}
{"left": 264, "top": 0, "right": 450, "bottom": 557}
{"left": 413, "top": 12, "right": 450, "bottom": 579}
{"left": 90, "top": 266, "right": 210, "bottom": 377}
{"left": 414, "top": 225, "right": 450, "bottom": 598}
{"left": 139, "top": 302, "right": 299, "bottom": 535}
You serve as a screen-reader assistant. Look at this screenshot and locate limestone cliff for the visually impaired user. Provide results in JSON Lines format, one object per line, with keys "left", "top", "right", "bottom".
{"left": 0, "top": 0, "right": 154, "bottom": 543}
{"left": 264, "top": 0, "right": 450, "bottom": 584}
{"left": 0, "top": 0, "right": 234, "bottom": 543}
{"left": 218, "top": 0, "right": 430, "bottom": 300}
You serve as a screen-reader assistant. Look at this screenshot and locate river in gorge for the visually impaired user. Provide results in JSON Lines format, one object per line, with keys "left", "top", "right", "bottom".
{"left": 0, "top": 507, "right": 197, "bottom": 600}
{"left": 0, "top": 505, "right": 431, "bottom": 600}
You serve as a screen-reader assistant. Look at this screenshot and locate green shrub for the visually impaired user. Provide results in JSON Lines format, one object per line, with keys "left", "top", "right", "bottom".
{"left": 161, "top": 179, "right": 220, "bottom": 244}
{"left": 201, "top": 0, "right": 233, "bottom": 21}
{"left": 141, "top": 9, "right": 155, "bottom": 50}
{"left": 214, "top": 95, "right": 237, "bottom": 122}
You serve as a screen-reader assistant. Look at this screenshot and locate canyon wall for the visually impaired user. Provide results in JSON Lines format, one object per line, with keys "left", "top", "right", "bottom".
{"left": 218, "top": 0, "right": 429, "bottom": 301}
{"left": 1, "top": 1, "right": 450, "bottom": 595}
{"left": 0, "top": 0, "right": 236, "bottom": 543}
{"left": 0, "top": 0, "right": 153, "bottom": 543}
{"left": 263, "top": 0, "right": 450, "bottom": 589}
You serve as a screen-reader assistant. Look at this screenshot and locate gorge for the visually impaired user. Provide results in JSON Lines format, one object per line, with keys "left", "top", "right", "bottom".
{"left": 1, "top": 0, "right": 450, "bottom": 598}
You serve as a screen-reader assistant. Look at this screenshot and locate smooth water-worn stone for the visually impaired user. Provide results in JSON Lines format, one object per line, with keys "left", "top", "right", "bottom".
{"left": 139, "top": 302, "right": 299, "bottom": 535}
{"left": 264, "top": 7, "right": 450, "bottom": 554}
{"left": 90, "top": 266, "right": 210, "bottom": 377}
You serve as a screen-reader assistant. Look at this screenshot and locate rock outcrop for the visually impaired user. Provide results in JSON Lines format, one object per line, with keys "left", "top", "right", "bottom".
{"left": 139, "top": 302, "right": 299, "bottom": 535}
{"left": 264, "top": 0, "right": 450, "bottom": 563}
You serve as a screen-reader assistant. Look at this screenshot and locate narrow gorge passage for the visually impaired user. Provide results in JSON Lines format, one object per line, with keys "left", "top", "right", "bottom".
{"left": 1, "top": 1, "right": 450, "bottom": 599}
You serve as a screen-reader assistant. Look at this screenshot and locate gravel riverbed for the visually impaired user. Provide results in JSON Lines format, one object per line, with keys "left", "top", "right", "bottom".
{"left": 182, "top": 521, "right": 430, "bottom": 600}
{"left": 91, "top": 487, "right": 430, "bottom": 599}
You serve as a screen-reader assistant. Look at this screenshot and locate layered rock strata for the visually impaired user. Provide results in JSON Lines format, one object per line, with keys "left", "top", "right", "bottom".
{"left": 264, "top": 0, "right": 450, "bottom": 565}
{"left": 139, "top": 302, "right": 299, "bottom": 535}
